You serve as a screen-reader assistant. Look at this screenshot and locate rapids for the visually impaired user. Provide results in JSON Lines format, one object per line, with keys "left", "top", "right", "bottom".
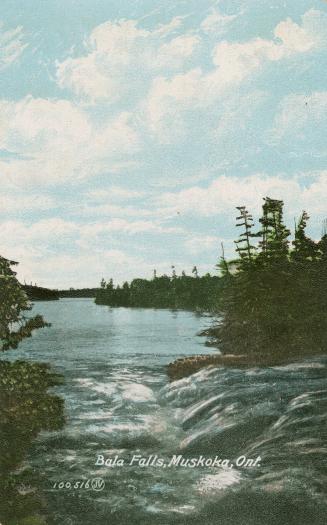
{"left": 5, "top": 299, "right": 326, "bottom": 525}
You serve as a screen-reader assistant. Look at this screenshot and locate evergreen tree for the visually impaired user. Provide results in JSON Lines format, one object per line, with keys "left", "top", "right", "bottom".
{"left": 0, "top": 255, "right": 49, "bottom": 351}
{"left": 292, "top": 211, "right": 319, "bottom": 262}
{"left": 257, "top": 197, "right": 290, "bottom": 261}
{"left": 213, "top": 197, "right": 327, "bottom": 359}
{"left": 0, "top": 255, "right": 64, "bottom": 524}
{"left": 234, "top": 206, "right": 257, "bottom": 267}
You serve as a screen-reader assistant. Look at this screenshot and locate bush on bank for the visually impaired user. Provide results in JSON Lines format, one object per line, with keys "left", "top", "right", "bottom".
{"left": 0, "top": 255, "right": 64, "bottom": 525}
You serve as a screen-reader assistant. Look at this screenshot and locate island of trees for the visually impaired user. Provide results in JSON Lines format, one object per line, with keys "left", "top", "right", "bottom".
{"left": 213, "top": 197, "right": 327, "bottom": 360}
{"left": 96, "top": 196, "right": 327, "bottom": 373}
{"left": 169, "top": 197, "right": 327, "bottom": 378}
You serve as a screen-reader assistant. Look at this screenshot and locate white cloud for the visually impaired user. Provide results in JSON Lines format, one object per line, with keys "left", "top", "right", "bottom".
{"left": 56, "top": 18, "right": 199, "bottom": 104}
{"left": 145, "top": 67, "right": 203, "bottom": 140}
{"left": 156, "top": 172, "right": 327, "bottom": 218}
{"left": 6, "top": 249, "right": 135, "bottom": 288}
{"left": 269, "top": 91, "right": 327, "bottom": 143}
{"left": 0, "top": 23, "right": 27, "bottom": 70}
{"left": 274, "top": 17, "right": 315, "bottom": 53}
{"left": 80, "top": 218, "right": 184, "bottom": 236}
{"left": 156, "top": 35, "right": 200, "bottom": 68}
{"left": 0, "top": 96, "right": 91, "bottom": 152}
{"left": 145, "top": 9, "right": 326, "bottom": 140}
{"left": 201, "top": 8, "right": 238, "bottom": 34}
{"left": 79, "top": 203, "right": 153, "bottom": 218}
{"left": 153, "top": 16, "right": 184, "bottom": 37}
{"left": 7, "top": 248, "right": 198, "bottom": 288}
{"left": 0, "top": 96, "right": 139, "bottom": 186}
{"left": 86, "top": 187, "right": 145, "bottom": 202}
{"left": 0, "top": 218, "right": 79, "bottom": 246}
{"left": 0, "top": 217, "right": 184, "bottom": 249}
{"left": 0, "top": 216, "right": 187, "bottom": 287}
{"left": 0, "top": 192, "right": 55, "bottom": 213}
{"left": 300, "top": 172, "right": 327, "bottom": 216}
{"left": 185, "top": 235, "right": 219, "bottom": 255}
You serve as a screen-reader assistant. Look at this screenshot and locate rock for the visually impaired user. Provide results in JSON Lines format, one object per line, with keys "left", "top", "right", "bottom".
{"left": 166, "top": 353, "right": 292, "bottom": 381}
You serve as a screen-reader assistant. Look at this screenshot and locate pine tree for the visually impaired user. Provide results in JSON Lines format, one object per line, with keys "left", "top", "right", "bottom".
{"left": 234, "top": 206, "right": 257, "bottom": 267}
{"left": 257, "top": 197, "right": 290, "bottom": 261}
{"left": 292, "top": 211, "right": 319, "bottom": 262}
{"left": 214, "top": 197, "right": 327, "bottom": 359}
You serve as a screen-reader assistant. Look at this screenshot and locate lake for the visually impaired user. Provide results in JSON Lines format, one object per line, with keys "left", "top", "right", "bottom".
{"left": 7, "top": 299, "right": 327, "bottom": 525}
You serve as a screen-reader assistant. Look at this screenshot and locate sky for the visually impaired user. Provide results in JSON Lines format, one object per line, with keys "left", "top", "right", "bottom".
{"left": 1, "top": 0, "right": 327, "bottom": 288}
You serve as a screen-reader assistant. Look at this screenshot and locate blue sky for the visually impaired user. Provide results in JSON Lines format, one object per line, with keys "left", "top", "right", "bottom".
{"left": 1, "top": 0, "right": 327, "bottom": 288}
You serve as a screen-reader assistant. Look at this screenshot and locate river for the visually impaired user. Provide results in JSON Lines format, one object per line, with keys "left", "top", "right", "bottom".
{"left": 7, "top": 299, "right": 327, "bottom": 525}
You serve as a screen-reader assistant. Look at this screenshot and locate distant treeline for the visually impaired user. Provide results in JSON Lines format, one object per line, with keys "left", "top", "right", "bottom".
{"left": 95, "top": 268, "right": 224, "bottom": 310}
{"left": 23, "top": 284, "right": 59, "bottom": 301}
{"left": 58, "top": 288, "right": 98, "bottom": 298}
{"left": 23, "top": 285, "right": 99, "bottom": 300}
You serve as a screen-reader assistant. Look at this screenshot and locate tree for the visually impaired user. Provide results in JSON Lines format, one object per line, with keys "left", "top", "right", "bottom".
{"left": 257, "top": 197, "right": 290, "bottom": 261}
{"left": 234, "top": 206, "right": 257, "bottom": 266}
{"left": 292, "top": 211, "right": 319, "bottom": 262}
{"left": 0, "top": 256, "right": 50, "bottom": 351}
{"left": 0, "top": 255, "right": 64, "bottom": 525}
{"left": 214, "top": 197, "right": 327, "bottom": 359}
{"left": 192, "top": 266, "right": 199, "bottom": 278}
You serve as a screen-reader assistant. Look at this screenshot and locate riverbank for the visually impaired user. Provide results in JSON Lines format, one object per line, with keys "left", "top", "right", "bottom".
{"left": 166, "top": 353, "right": 290, "bottom": 380}
{"left": 167, "top": 351, "right": 327, "bottom": 380}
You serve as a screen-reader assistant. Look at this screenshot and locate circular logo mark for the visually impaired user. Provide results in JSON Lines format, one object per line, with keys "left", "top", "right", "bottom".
{"left": 91, "top": 478, "right": 105, "bottom": 492}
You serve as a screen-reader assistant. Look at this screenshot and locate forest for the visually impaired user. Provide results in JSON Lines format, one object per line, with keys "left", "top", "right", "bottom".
{"left": 58, "top": 287, "right": 98, "bottom": 298}
{"left": 97, "top": 196, "right": 327, "bottom": 361}
{"left": 210, "top": 197, "right": 327, "bottom": 359}
{"left": 23, "top": 284, "right": 59, "bottom": 301}
{"left": 95, "top": 268, "right": 224, "bottom": 310}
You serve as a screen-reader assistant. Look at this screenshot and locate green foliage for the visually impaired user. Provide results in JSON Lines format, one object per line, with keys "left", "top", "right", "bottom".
{"left": 234, "top": 206, "right": 257, "bottom": 266}
{"left": 213, "top": 197, "right": 327, "bottom": 358}
{"left": 95, "top": 269, "right": 224, "bottom": 310}
{"left": 0, "top": 360, "right": 64, "bottom": 523}
{"left": 0, "top": 255, "right": 50, "bottom": 352}
{"left": 22, "top": 285, "right": 59, "bottom": 301}
{"left": 0, "top": 361, "right": 64, "bottom": 474}
{"left": 0, "top": 255, "right": 65, "bottom": 524}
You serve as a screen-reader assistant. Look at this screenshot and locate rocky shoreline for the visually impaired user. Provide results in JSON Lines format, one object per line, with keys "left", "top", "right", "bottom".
{"left": 166, "top": 353, "right": 295, "bottom": 381}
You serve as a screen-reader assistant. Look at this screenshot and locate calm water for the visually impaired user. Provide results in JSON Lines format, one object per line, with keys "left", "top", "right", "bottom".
{"left": 8, "top": 299, "right": 327, "bottom": 524}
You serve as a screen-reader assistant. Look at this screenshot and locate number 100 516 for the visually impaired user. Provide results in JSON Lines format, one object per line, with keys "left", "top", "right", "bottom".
{"left": 52, "top": 479, "right": 104, "bottom": 491}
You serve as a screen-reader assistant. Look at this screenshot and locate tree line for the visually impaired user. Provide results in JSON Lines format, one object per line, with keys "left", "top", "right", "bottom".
{"left": 95, "top": 267, "right": 224, "bottom": 310}
{"left": 97, "top": 196, "right": 327, "bottom": 362}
